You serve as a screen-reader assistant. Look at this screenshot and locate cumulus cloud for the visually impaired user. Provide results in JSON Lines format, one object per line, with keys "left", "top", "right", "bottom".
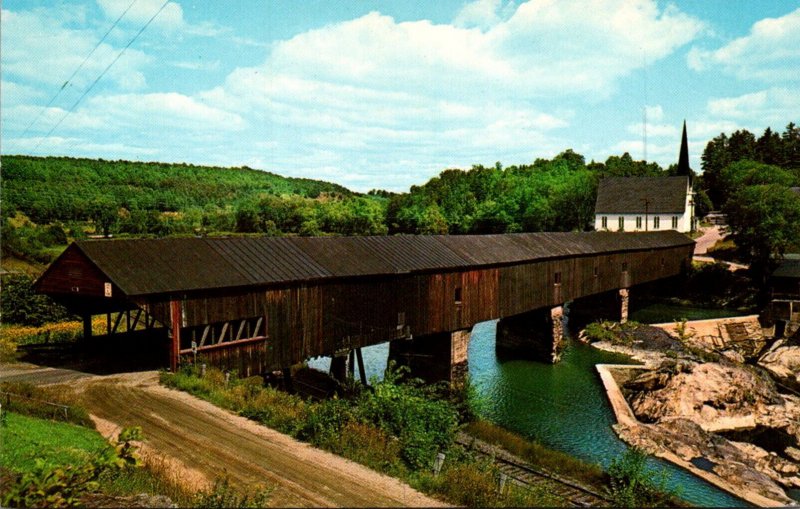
{"left": 707, "top": 88, "right": 800, "bottom": 125}
{"left": 688, "top": 7, "right": 800, "bottom": 82}
{"left": 96, "top": 0, "right": 185, "bottom": 31}
{"left": 1, "top": 8, "right": 149, "bottom": 90}
{"left": 84, "top": 92, "right": 246, "bottom": 131}
{"left": 454, "top": 0, "right": 516, "bottom": 30}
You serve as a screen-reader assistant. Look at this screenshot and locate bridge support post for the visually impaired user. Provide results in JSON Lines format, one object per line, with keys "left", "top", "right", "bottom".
{"left": 619, "top": 288, "right": 629, "bottom": 324}
{"left": 496, "top": 306, "right": 564, "bottom": 363}
{"left": 169, "top": 300, "right": 182, "bottom": 372}
{"left": 82, "top": 314, "right": 93, "bottom": 341}
{"left": 388, "top": 328, "right": 471, "bottom": 385}
{"left": 330, "top": 354, "right": 347, "bottom": 383}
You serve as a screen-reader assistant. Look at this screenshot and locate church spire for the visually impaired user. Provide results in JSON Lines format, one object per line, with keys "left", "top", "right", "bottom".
{"left": 677, "top": 120, "right": 691, "bottom": 177}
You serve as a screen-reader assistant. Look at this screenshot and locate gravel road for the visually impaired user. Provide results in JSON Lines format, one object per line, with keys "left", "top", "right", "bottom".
{"left": 2, "top": 364, "right": 444, "bottom": 508}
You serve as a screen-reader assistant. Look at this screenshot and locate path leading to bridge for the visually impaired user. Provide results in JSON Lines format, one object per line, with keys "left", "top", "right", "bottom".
{"left": 1, "top": 364, "right": 443, "bottom": 508}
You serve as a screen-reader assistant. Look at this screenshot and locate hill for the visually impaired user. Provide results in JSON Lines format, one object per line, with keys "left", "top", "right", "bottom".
{"left": 1, "top": 155, "right": 353, "bottom": 226}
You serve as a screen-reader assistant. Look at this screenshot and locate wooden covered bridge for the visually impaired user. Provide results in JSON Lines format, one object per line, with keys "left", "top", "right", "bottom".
{"left": 35, "top": 231, "right": 693, "bottom": 382}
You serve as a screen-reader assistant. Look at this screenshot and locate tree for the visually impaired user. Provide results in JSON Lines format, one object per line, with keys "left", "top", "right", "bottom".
{"left": 88, "top": 198, "right": 118, "bottom": 237}
{"left": 723, "top": 184, "right": 800, "bottom": 280}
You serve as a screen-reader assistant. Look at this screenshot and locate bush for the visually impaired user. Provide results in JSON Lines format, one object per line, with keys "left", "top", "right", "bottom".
{"left": 193, "top": 476, "right": 273, "bottom": 509}
{"left": 0, "top": 274, "right": 74, "bottom": 326}
{"left": 606, "top": 448, "right": 677, "bottom": 508}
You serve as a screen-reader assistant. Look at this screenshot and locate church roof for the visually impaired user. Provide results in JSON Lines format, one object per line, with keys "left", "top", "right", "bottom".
{"left": 595, "top": 176, "right": 689, "bottom": 215}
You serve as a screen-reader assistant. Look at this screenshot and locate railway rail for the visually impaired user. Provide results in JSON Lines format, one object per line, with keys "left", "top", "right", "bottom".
{"left": 456, "top": 433, "right": 611, "bottom": 507}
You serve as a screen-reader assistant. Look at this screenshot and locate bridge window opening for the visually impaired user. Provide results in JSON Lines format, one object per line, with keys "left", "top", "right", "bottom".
{"left": 661, "top": 257, "right": 666, "bottom": 267}
{"left": 622, "top": 262, "right": 628, "bottom": 272}
{"left": 397, "top": 312, "right": 406, "bottom": 330}
{"left": 672, "top": 216, "right": 678, "bottom": 229}
{"left": 593, "top": 266, "right": 599, "bottom": 277}
{"left": 554, "top": 271, "right": 562, "bottom": 285}
{"left": 601, "top": 216, "right": 608, "bottom": 229}
{"left": 454, "top": 287, "right": 462, "bottom": 304}
{"left": 635, "top": 216, "right": 642, "bottom": 229}
{"left": 653, "top": 216, "right": 660, "bottom": 229}
{"left": 618, "top": 216, "right": 624, "bottom": 231}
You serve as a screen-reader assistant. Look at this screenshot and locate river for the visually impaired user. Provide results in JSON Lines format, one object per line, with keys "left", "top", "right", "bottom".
{"left": 310, "top": 320, "right": 751, "bottom": 507}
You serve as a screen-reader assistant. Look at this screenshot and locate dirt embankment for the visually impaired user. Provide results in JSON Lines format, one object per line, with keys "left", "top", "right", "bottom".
{"left": 3, "top": 365, "right": 443, "bottom": 508}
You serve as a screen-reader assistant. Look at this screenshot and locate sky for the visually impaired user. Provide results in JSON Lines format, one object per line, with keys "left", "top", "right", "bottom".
{"left": 2, "top": 1, "right": 799, "bottom": 192}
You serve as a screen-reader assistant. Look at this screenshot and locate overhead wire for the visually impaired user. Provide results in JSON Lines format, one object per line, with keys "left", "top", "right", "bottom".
{"left": 20, "top": 0, "right": 139, "bottom": 138}
{"left": 32, "top": 0, "right": 170, "bottom": 152}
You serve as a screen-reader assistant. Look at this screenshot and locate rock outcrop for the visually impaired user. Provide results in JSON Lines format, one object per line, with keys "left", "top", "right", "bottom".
{"left": 759, "top": 340, "right": 800, "bottom": 392}
{"left": 627, "top": 362, "right": 783, "bottom": 429}
{"left": 623, "top": 361, "right": 800, "bottom": 493}
{"left": 616, "top": 418, "right": 797, "bottom": 505}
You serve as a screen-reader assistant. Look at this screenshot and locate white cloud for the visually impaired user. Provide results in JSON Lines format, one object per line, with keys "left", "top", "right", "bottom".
{"left": 454, "top": 0, "right": 516, "bottom": 31}
{"left": 688, "top": 7, "right": 800, "bottom": 82}
{"left": 626, "top": 122, "right": 678, "bottom": 138}
{"left": 1, "top": 8, "right": 149, "bottom": 90}
{"left": 171, "top": 59, "right": 221, "bottom": 71}
{"left": 96, "top": 0, "right": 185, "bottom": 32}
{"left": 84, "top": 92, "right": 246, "bottom": 131}
{"left": 707, "top": 88, "right": 800, "bottom": 125}
{"left": 645, "top": 105, "right": 664, "bottom": 122}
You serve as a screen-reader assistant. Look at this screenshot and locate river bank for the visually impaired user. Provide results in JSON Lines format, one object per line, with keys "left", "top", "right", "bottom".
{"left": 588, "top": 316, "right": 800, "bottom": 506}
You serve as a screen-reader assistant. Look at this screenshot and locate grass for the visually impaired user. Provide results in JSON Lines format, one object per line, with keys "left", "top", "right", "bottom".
{"left": 161, "top": 366, "right": 574, "bottom": 507}
{"left": 463, "top": 420, "right": 607, "bottom": 488}
{"left": 630, "top": 303, "right": 743, "bottom": 324}
{"left": 0, "top": 412, "right": 107, "bottom": 472}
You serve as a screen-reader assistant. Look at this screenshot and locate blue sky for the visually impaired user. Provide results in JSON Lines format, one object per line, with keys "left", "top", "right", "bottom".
{"left": 3, "top": 1, "right": 799, "bottom": 192}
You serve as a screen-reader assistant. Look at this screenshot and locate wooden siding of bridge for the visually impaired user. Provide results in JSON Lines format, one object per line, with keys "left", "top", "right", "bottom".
{"left": 135, "top": 243, "right": 691, "bottom": 372}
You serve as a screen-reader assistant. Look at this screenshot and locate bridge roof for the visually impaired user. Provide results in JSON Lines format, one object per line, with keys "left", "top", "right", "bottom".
{"left": 43, "top": 231, "right": 693, "bottom": 297}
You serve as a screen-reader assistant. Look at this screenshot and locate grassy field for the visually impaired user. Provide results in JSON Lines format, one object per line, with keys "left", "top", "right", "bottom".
{"left": 0, "top": 412, "right": 107, "bottom": 472}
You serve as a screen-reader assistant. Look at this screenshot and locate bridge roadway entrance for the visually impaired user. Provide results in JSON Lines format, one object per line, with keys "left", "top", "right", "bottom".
{"left": 36, "top": 231, "right": 693, "bottom": 383}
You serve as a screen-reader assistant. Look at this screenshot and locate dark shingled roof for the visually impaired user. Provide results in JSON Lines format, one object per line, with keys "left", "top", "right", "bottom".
{"left": 58, "top": 231, "right": 693, "bottom": 297}
{"left": 595, "top": 176, "right": 689, "bottom": 214}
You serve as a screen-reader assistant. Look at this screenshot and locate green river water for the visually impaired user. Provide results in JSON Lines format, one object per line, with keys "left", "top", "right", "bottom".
{"left": 310, "top": 319, "right": 768, "bottom": 507}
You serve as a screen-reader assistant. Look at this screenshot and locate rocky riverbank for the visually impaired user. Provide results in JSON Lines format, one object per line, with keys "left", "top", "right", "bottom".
{"left": 586, "top": 317, "right": 800, "bottom": 506}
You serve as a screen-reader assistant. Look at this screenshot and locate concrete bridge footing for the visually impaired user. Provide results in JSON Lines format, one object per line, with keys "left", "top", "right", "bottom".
{"left": 388, "top": 329, "right": 471, "bottom": 385}
{"left": 496, "top": 306, "right": 565, "bottom": 363}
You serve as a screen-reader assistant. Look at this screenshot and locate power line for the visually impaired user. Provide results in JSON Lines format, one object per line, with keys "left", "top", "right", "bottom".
{"left": 32, "top": 0, "right": 170, "bottom": 152}
{"left": 20, "top": 0, "right": 139, "bottom": 138}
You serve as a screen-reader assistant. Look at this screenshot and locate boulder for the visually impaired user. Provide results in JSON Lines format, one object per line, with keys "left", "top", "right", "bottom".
{"left": 629, "top": 362, "right": 782, "bottom": 429}
{"left": 758, "top": 342, "right": 800, "bottom": 392}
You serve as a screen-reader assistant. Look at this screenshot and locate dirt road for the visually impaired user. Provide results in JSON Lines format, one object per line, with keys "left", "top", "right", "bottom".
{"left": 2, "top": 366, "right": 444, "bottom": 507}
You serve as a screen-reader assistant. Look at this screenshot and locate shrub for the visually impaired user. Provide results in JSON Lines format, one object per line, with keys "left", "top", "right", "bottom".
{"left": 0, "top": 274, "right": 74, "bottom": 326}
{"left": 606, "top": 448, "right": 677, "bottom": 508}
{"left": 192, "top": 476, "right": 273, "bottom": 509}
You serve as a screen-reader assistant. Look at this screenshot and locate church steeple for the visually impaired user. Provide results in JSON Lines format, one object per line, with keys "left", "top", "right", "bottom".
{"left": 677, "top": 120, "right": 691, "bottom": 177}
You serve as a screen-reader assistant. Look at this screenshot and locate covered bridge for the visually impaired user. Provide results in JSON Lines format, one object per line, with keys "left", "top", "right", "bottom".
{"left": 35, "top": 231, "right": 693, "bottom": 380}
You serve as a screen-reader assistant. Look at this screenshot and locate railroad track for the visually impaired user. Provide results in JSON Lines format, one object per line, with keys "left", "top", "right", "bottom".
{"left": 456, "top": 433, "right": 611, "bottom": 507}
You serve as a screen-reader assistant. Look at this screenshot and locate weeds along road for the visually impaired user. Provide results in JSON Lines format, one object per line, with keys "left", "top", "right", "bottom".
{"left": 2, "top": 365, "right": 444, "bottom": 508}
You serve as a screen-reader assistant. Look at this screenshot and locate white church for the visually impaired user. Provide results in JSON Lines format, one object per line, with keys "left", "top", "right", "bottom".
{"left": 594, "top": 122, "right": 695, "bottom": 233}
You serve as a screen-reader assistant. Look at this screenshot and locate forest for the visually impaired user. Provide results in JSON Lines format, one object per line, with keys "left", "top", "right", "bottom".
{"left": 2, "top": 122, "right": 799, "bottom": 275}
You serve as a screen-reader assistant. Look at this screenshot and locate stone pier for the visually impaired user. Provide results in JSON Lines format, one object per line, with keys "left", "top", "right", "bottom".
{"left": 388, "top": 329, "right": 471, "bottom": 385}
{"left": 496, "top": 306, "right": 564, "bottom": 363}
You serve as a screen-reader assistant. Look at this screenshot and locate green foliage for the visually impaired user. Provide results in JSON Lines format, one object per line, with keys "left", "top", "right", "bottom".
{"left": 582, "top": 321, "right": 644, "bottom": 346}
{"left": 606, "top": 448, "right": 678, "bottom": 508}
{"left": 701, "top": 123, "right": 800, "bottom": 207}
{"left": 1, "top": 155, "right": 358, "bottom": 237}
{"left": 1, "top": 414, "right": 144, "bottom": 509}
{"left": 387, "top": 150, "right": 600, "bottom": 234}
{"left": 192, "top": 476, "right": 273, "bottom": 509}
{"left": 723, "top": 183, "right": 800, "bottom": 279}
{"left": 0, "top": 273, "right": 74, "bottom": 326}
